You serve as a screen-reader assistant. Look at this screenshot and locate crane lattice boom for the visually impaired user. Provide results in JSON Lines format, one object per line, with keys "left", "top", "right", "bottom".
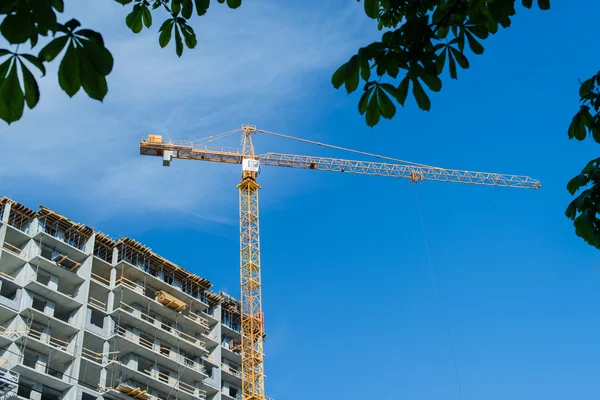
{"left": 139, "top": 125, "right": 541, "bottom": 400}
{"left": 139, "top": 138, "right": 541, "bottom": 189}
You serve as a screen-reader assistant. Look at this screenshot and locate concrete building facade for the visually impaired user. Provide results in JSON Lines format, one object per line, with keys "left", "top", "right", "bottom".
{"left": 0, "top": 197, "right": 245, "bottom": 400}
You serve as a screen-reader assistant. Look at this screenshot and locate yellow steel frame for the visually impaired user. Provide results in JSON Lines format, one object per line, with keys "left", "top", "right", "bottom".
{"left": 237, "top": 126, "right": 265, "bottom": 400}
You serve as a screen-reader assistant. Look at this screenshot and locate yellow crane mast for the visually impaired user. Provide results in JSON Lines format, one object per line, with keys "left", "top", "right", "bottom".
{"left": 139, "top": 125, "right": 541, "bottom": 400}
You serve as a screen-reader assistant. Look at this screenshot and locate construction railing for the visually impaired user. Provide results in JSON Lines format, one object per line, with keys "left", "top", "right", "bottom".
{"left": 81, "top": 347, "right": 119, "bottom": 365}
{"left": 89, "top": 297, "right": 108, "bottom": 312}
{"left": 2, "top": 242, "right": 27, "bottom": 259}
{"left": 221, "top": 363, "right": 242, "bottom": 378}
{"left": 113, "top": 326, "right": 207, "bottom": 374}
{"left": 116, "top": 276, "right": 145, "bottom": 294}
{"left": 117, "top": 303, "right": 207, "bottom": 350}
{"left": 0, "top": 328, "right": 70, "bottom": 352}
{"left": 0, "top": 272, "right": 21, "bottom": 284}
{"left": 91, "top": 272, "right": 110, "bottom": 287}
{"left": 142, "top": 369, "right": 206, "bottom": 399}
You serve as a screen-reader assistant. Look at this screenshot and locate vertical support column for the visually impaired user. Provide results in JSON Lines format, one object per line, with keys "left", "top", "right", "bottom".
{"left": 237, "top": 177, "right": 265, "bottom": 400}
{"left": 0, "top": 202, "right": 11, "bottom": 262}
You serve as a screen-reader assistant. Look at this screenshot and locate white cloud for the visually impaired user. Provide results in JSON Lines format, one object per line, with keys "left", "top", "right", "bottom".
{"left": 0, "top": 1, "right": 377, "bottom": 228}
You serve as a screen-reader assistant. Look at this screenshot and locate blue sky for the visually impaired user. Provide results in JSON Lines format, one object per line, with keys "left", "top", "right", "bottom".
{"left": 1, "top": 1, "right": 600, "bottom": 399}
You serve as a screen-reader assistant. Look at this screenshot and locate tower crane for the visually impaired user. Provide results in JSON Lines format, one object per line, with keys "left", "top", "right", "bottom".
{"left": 139, "top": 125, "right": 541, "bottom": 400}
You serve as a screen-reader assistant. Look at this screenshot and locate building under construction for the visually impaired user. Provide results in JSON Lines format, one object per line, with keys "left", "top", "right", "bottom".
{"left": 0, "top": 196, "right": 246, "bottom": 400}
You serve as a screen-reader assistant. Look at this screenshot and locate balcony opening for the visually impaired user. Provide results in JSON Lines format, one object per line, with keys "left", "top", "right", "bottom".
{"left": 158, "top": 367, "right": 169, "bottom": 384}
{"left": 0, "top": 280, "right": 18, "bottom": 301}
{"left": 22, "top": 348, "right": 40, "bottom": 369}
{"left": 29, "top": 321, "right": 46, "bottom": 341}
{"left": 46, "top": 359, "right": 69, "bottom": 380}
{"left": 229, "top": 387, "right": 238, "bottom": 398}
{"left": 53, "top": 303, "right": 73, "bottom": 324}
{"left": 160, "top": 319, "right": 172, "bottom": 332}
{"left": 89, "top": 308, "right": 104, "bottom": 328}
{"left": 82, "top": 392, "right": 97, "bottom": 400}
{"left": 37, "top": 270, "right": 52, "bottom": 286}
{"left": 32, "top": 296, "right": 47, "bottom": 312}
{"left": 160, "top": 346, "right": 170, "bottom": 357}
{"left": 41, "top": 386, "right": 62, "bottom": 400}
{"left": 17, "top": 381, "right": 33, "bottom": 399}
{"left": 139, "top": 331, "right": 154, "bottom": 350}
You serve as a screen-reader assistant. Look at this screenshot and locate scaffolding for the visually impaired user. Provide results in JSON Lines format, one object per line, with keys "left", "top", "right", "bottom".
{"left": 0, "top": 198, "right": 36, "bottom": 233}
{"left": 94, "top": 233, "right": 115, "bottom": 263}
{"left": 37, "top": 206, "right": 93, "bottom": 251}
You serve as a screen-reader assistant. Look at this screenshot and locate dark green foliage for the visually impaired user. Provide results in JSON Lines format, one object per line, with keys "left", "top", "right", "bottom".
{"left": 0, "top": 0, "right": 241, "bottom": 124}
{"left": 333, "top": 0, "right": 550, "bottom": 126}
{"left": 566, "top": 71, "right": 600, "bottom": 249}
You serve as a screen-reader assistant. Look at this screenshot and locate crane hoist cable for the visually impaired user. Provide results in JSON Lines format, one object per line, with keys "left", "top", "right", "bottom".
{"left": 414, "top": 187, "right": 464, "bottom": 400}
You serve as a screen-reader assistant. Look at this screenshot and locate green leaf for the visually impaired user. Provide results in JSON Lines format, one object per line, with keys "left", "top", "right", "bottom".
{"left": 51, "top": 0, "right": 65, "bottom": 12}
{"left": 435, "top": 48, "right": 447, "bottom": 74}
{"left": 449, "top": 47, "right": 469, "bottom": 69}
{"left": 226, "top": 0, "right": 242, "bottom": 8}
{"left": 396, "top": 76, "right": 410, "bottom": 106}
{"left": 0, "top": 50, "right": 10, "bottom": 57}
{"left": 0, "top": 59, "right": 11, "bottom": 83}
{"left": 172, "top": 0, "right": 182, "bottom": 14}
{"left": 194, "top": 0, "right": 210, "bottom": 15}
{"left": 366, "top": 87, "right": 380, "bottom": 127}
{"left": 332, "top": 63, "right": 346, "bottom": 89}
{"left": 381, "top": 82, "right": 407, "bottom": 106}
{"left": 126, "top": 5, "right": 144, "bottom": 33}
{"left": 142, "top": 5, "right": 153, "bottom": 28}
{"left": 0, "top": 63, "right": 24, "bottom": 124}
{"left": 20, "top": 62, "right": 40, "bottom": 109}
{"left": 522, "top": 0, "right": 533, "bottom": 8}
{"left": 64, "top": 19, "right": 82, "bottom": 32}
{"left": 448, "top": 51, "right": 457, "bottom": 79}
{"left": 466, "top": 25, "right": 489, "bottom": 40}
{"left": 566, "top": 174, "right": 586, "bottom": 196}
{"left": 359, "top": 56, "right": 370, "bottom": 81}
{"left": 39, "top": 35, "right": 69, "bottom": 62}
{"left": 568, "top": 113, "right": 586, "bottom": 141}
{"left": 20, "top": 54, "right": 46, "bottom": 76}
{"left": 58, "top": 42, "right": 81, "bottom": 97}
{"left": 77, "top": 47, "right": 108, "bottom": 101}
{"left": 345, "top": 56, "right": 360, "bottom": 94}
{"left": 412, "top": 78, "right": 430, "bottom": 111}
{"left": 180, "top": 23, "right": 197, "bottom": 48}
{"left": 1, "top": 13, "right": 33, "bottom": 44}
{"left": 376, "top": 86, "right": 396, "bottom": 119}
{"left": 75, "top": 29, "right": 105, "bottom": 46}
{"left": 364, "top": 0, "right": 379, "bottom": 19}
{"left": 419, "top": 73, "right": 442, "bottom": 93}
{"left": 537, "top": 0, "right": 550, "bottom": 10}
{"left": 115, "top": 0, "right": 134, "bottom": 4}
{"left": 465, "top": 31, "right": 484, "bottom": 55}
{"left": 182, "top": 0, "right": 193, "bottom": 18}
{"left": 159, "top": 20, "right": 175, "bottom": 48}
{"left": 358, "top": 90, "right": 370, "bottom": 115}
{"left": 579, "top": 77, "right": 594, "bottom": 98}
{"left": 175, "top": 26, "right": 184, "bottom": 57}
{"left": 592, "top": 125, "right": 600, "bottom": 144}
{"left": 82, "top": 41, "right": 113, "bottom": 76}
